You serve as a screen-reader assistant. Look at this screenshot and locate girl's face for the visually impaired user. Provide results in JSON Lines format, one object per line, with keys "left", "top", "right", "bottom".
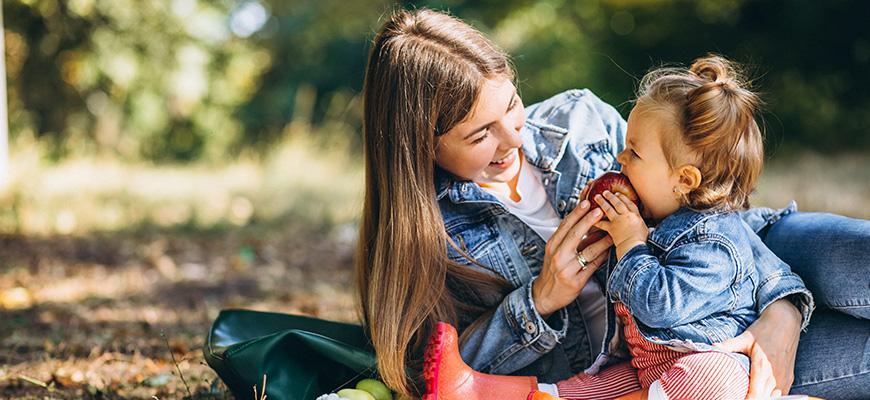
{"left": 435, "top": 77, "right": 526, "bottom": 185}
{"left": 617, "top": 100, "right": 688, "bottom": 222}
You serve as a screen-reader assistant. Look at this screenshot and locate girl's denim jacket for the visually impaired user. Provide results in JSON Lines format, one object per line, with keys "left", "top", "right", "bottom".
{"left": 436, "top": 89, "right": 814, "bottom": 383}
{"left": 610, "top": 208, "right": 767, "bottom": 351}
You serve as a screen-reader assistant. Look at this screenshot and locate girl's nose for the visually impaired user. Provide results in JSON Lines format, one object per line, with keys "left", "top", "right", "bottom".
{"left": 617, "top": 149, "right": 629, "bottom": 165}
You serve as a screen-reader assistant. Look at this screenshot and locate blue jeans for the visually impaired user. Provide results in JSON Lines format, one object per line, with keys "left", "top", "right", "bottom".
{"left": 761, "top": 211, "right": 870, "bottom": 399}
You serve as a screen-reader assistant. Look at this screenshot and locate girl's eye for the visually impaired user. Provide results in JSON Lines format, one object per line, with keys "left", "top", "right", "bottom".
{"left": 631, "top": 149, "right": 640, "bottom": 158}
{"left": 471, "top": 131, "right": 489, "bottom": 144}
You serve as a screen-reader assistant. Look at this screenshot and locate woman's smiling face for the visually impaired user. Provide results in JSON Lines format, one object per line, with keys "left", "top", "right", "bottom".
{"left": 435, "top": 77, "right": 526, "bottom": 185}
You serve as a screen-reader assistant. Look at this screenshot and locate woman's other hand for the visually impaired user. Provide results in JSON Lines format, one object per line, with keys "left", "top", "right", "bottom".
{"left": 714, "top": 299, "right": 802, "bottom": 399}
{"left": 533, "top": 200, "right": 611, "bottom": 318}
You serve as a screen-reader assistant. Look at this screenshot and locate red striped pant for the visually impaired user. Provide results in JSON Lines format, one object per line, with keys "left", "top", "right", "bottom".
{"left": 555, "top": 302, "right": 749, "bottom": 399}
{"left": 555, "top": 353, "right": 749, "bottom": 400}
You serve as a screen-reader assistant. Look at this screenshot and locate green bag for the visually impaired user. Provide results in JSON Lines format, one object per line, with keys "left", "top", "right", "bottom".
{"left": 204, "top": 309, "right": 378, "bottom": 400}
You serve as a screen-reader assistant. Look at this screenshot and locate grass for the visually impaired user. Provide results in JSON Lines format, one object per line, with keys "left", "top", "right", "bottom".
{"left": 752, "top": 152, "right": 869, "bottom": 219}
{"left": 0, "top": 133, "right": 364, "bottom": 236}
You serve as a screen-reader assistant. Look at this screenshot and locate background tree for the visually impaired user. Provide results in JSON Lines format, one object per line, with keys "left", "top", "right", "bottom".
{"left": 5, "top": 0, "right": 869, "bottom": 161}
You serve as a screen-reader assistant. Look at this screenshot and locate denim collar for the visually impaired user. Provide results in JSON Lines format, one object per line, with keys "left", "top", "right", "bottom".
{"left": 434, "top": 167, "right": 493, "bottom": 204}
{"left": 648, "top": 207, "right": 724, "bottom": 251}
{"left": 520, "top": 119, "right": 573, "bottom": 172}
{"left": 435, "top": 121, "right": 571, "bottom": 204}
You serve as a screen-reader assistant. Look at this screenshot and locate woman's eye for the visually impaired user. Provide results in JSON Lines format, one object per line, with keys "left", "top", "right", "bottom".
{"left": 471, "top": 131, "right": 489, "bottom": 144}
{"left": 631, "top": 149, "right": 639, "bottom": 158}
{"left": 508, "top": 96, "right": 518, "bottom": 111}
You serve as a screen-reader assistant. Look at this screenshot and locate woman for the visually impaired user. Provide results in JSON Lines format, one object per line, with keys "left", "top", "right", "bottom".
{"left": 355, "top": 8, "right": 870, "bottom": 399}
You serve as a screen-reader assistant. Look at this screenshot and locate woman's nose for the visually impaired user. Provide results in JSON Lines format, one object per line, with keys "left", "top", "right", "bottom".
{"left": 498, "top": 124, "right": 523, "bottom": 148}
{"left": 496, "top": 117, "right": 523, "bottom": 147}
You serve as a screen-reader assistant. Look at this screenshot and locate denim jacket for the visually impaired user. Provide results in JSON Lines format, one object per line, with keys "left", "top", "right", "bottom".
{"left": 609, "top": 208, "right": 768, "bottom": 350}
{"left": 436, "top": 89, "right": 814, "bottom": 382}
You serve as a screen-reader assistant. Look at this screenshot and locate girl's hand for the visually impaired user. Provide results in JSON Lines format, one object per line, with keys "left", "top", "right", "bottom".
{"left": 714, "top": 299, "right": 802, "bottom": 399}
{"left": 532, "top": 200, "right": 611, "bottom": 318}
{"left": 592, "top": 191, "right": 648, "bottom": 259}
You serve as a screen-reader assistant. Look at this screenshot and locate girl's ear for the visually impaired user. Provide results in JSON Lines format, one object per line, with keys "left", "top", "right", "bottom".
{"left": 676, "top": 165, "right": 702, "bottom": 193}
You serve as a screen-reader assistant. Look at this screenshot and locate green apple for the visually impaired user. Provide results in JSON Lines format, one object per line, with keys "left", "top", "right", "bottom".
{"left": 336, "top": 388, "right": 376, "bottom": 400}
{"left": 355, "top": 379, "right": 393, "bottom": 400}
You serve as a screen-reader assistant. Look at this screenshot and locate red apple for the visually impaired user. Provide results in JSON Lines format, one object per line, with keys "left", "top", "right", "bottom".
{"left": 577, "top": 171, "right": 641, "bottom": 250}
{"left": 584, "top": 171, "right": 639, "bottom": 210}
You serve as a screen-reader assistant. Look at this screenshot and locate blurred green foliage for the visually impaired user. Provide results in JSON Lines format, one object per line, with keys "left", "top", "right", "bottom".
{"left": 5, "top": 0, "right": 869, "bottom": 162}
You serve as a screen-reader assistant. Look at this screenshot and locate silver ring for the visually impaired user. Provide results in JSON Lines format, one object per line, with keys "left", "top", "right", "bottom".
{"left": 576, "top": 252, "right": 589, "bottom": 271}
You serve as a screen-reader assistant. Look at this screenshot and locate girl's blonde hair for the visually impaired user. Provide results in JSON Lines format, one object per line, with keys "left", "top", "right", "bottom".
{"left": 638, "top": 54, "right": 763, "bottom": 210}
{"left": 357, "top": 8, "right": 513, "bottom": 396}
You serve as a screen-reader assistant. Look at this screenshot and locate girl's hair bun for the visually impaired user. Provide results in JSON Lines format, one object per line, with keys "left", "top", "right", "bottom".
{"left": 690, "top": 55, "right": 737, "bottom": 88}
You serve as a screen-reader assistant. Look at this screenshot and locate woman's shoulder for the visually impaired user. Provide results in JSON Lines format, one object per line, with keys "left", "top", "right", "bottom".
{"left": 525, "top": 89, "right": 622, "bottom": 129}
{"left": 521, "top": 89, "right": 627, "bottom": 169}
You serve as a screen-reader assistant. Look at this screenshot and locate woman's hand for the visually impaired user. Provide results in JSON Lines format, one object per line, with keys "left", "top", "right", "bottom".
{"left": 533, "top": 199, "right": 611, "bottom": 318}
{"left": 714, "top": 299, "right": 802, "bottom": 399}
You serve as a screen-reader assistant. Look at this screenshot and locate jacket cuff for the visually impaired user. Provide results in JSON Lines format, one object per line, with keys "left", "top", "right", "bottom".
{"left": 607, "top": 243, "right": 654, "bottom": 309}
{"left": 502, "top": 278, "right": 568, "bottom": 352}
{"left": 756, "top": 272, "right": 815, "bottom": 330}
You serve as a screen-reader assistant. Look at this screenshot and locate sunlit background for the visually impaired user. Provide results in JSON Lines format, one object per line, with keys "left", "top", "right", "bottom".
{"left": 1, "top": 0, "right": 868, "bottom": 398}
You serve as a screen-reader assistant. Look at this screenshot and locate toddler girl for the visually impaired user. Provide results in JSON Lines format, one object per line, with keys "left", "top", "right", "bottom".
{"left": 562, "top": 54, "right": 783, "bottom": 400}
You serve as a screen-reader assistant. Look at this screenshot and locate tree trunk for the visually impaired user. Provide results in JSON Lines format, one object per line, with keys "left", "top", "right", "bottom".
{"left": 0, "top": 0, "right": 9, "bottom": 189}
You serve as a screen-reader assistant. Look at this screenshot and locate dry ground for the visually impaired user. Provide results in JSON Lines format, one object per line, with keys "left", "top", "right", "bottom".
{"left": 1, "top": 221, "right": 358, "bottom": 399}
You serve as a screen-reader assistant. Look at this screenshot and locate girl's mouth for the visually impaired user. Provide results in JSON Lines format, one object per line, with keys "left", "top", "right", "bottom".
{"left": 489, "top": 150, "right": 516, "bottom": 170}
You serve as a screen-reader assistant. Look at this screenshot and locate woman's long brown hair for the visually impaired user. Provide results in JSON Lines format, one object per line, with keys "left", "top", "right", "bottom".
{"left": 356, "top": 8, "right": 513, "bottom": 396}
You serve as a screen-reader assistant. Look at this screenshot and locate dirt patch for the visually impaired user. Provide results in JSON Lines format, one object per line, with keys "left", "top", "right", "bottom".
{"left": 0, "top": 222, "right": 359, "bottom": 399}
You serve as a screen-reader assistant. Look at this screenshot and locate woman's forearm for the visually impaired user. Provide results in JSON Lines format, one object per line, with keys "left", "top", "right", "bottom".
{"left": 458, "top": 280, "right": 568, "bottom": 374}
{"left": 744, "top": 298, "right": 802, "bottom": 395}
{"left": 758, "top": 297, "right": 802, "bottom": 331}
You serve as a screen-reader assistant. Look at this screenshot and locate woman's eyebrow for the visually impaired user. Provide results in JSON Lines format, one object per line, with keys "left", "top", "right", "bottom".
{"left": 462, "top": 89, "right": 518, "bottom": 140}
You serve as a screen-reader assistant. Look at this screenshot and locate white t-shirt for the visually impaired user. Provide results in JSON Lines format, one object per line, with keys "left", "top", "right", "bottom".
{"left": 482, "top": 157, "right": 606, "bottom": 351}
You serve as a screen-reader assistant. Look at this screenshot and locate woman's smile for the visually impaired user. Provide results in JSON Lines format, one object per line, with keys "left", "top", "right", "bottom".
{"left": 489, "top": 149, "right": 517, "bottom": 170}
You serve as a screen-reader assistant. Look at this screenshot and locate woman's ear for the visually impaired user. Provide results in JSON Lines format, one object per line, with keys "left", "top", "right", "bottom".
{"left": 676, "top": 165, "right": 702, "bottom": 193}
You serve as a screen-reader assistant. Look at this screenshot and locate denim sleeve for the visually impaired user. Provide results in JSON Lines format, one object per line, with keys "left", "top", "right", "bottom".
{"left": 459, "top": 278, "right": 569, "bottom": 374}
{"left": 607, "top": 241, "right": 741, "bottom": 328}
{"left": 739, "top": 203, "right": 814, "bottom": 329}
{"left": 749, "top": 236, "right": 815, "bottom": 330}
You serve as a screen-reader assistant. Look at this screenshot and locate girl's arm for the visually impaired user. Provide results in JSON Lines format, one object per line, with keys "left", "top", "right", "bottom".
{"left": 594, "top": 192, "right": 742, "bottom": 328}
{"left": 607, "top": 238, "right": 741, "bottom": 328}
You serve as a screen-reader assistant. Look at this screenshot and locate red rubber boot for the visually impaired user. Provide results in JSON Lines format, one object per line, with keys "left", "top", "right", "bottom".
{"left": 422, "top": 321, "right": 562, "bottom": 400}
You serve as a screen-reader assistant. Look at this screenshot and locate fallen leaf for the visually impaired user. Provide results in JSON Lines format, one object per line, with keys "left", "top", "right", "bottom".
{"left": 143, "top": 372, "right": 173, "bottom": 387}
